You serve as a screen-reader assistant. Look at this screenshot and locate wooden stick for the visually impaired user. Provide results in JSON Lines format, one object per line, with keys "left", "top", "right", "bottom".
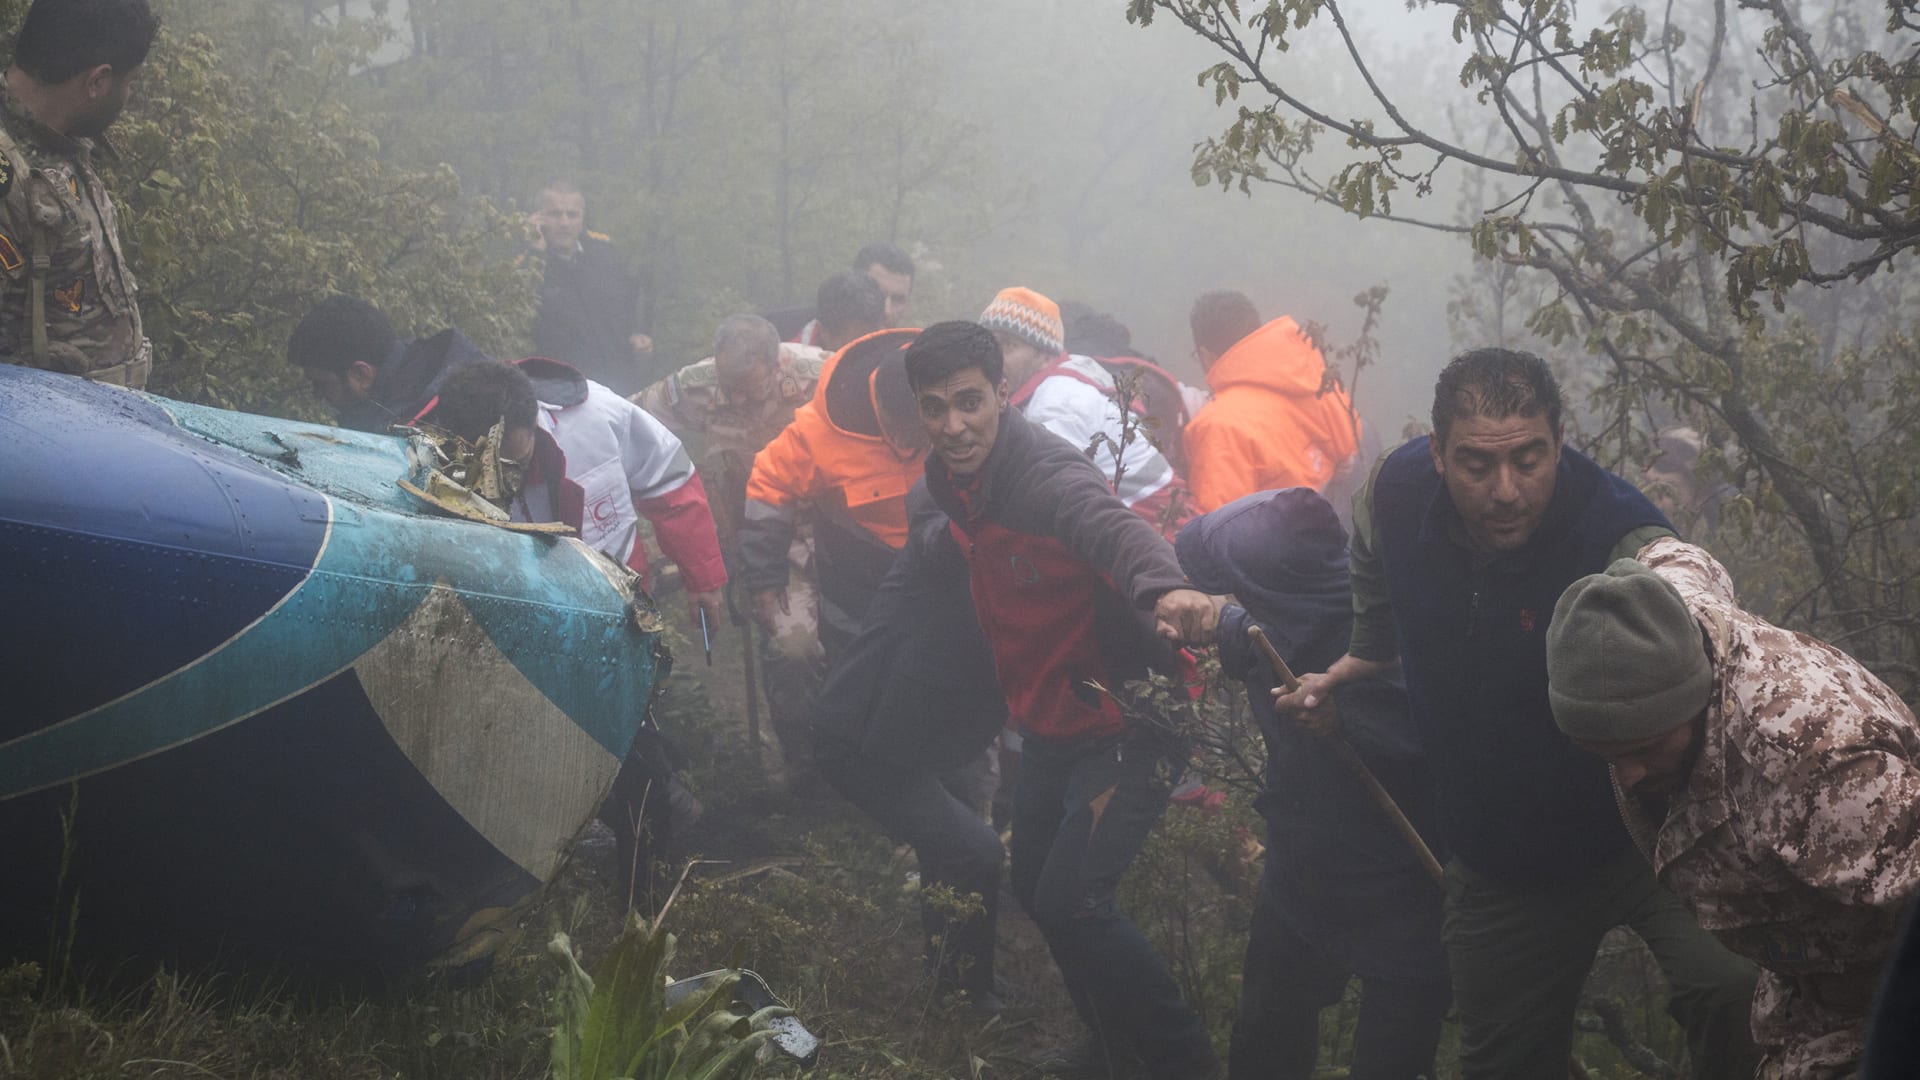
{"left": 1248, "top": 625, "right": 1446, "bottom": 887}
{"left": 742, "top": 620, "right": 763, "bottom": 747}
{"left": 1250, "top": 627, "right": 1586, "bottom": 1080}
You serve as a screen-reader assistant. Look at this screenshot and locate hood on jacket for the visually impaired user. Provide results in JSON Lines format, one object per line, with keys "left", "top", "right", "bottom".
{"left": 513, "top": 355, "right": 591, "bottom": 408}
{"left": 1176, "top": 487, "right": 1351, "bottom": 656}
{"left": 1206, "top": 316, "right": 1329, "bottom": 398}
{"left": 819, "top": 328, "right": 929, "bottom": 456}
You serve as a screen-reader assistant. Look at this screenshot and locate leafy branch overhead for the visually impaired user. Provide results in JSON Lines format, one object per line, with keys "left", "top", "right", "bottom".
{"left": 1134, "top": 0, "right": 1917, "bottom": 312}
{"left": 1131, "top": 0, "right": 1920, "bottom": 697}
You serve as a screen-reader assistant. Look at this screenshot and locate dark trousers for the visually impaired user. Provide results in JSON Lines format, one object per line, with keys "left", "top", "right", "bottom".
{"left": 597, "top": 727, "right": 675, "bottom": 886}
{"left": 1012, "top": 729, "right": 1217, "bottom": 1079}
{"left": 1229, "top": 880, "right": 1449, "bottom": 1080}
{"left": 759, "top": 632, "right": 828, "bottom": 772}
{"left": 819, "top": 750, "right": 1004, "bottom": 998}
{"left": 1444, "top": 847, "right": 1762, "bottom": 1079}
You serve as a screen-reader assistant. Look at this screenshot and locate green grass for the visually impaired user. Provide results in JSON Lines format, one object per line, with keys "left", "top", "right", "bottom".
{"left": 0, "top": 612, "right": 1700, "bottom": 1080}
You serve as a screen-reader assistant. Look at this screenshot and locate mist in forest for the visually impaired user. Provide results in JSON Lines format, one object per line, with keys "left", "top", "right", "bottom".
{"left": 280, "top": 0, "right": 1482, "bottom": 431}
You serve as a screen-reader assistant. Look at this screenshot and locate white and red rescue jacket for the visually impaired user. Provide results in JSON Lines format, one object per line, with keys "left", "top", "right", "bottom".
{"left": 511, "top": 357, "right": 727, "bottom": 593}
{"left": 1013, "top": 354, "right": 1187, "bottom": 534}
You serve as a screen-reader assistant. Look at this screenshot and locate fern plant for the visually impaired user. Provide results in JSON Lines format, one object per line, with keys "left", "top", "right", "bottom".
{"left": 549, "top": 915, "right": 788, "bottom": 1080}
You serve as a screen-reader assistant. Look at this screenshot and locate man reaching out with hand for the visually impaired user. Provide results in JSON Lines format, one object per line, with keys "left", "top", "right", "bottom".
{"left": 906, "top": 321, "right": 1223, "bottom": 1080}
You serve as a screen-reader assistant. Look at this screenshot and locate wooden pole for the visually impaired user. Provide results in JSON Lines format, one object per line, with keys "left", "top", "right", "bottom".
{"left": 1248, "top": 625, "right": 1445, "bottom": 887}
{"left": 743, "top": 621, "right": 763, "bottom": 747}
{"left": 1249, "top": 626, "right": 1589, "bottom": 1080}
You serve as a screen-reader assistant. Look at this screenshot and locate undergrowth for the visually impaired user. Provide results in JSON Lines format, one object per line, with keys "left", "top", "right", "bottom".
{"left": 1, "top": 614, "right": 1705, "bottom": 1080}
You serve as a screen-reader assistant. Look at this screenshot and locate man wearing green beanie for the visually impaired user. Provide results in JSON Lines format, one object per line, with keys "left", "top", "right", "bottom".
{"left": 1551, "top": 538, "right": 1920, "bottom": 1078}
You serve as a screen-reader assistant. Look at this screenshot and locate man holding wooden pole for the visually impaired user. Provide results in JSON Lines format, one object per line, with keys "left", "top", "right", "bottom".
{"left": 1274, "top": 349, "right": 1760, "bottom": 1079}
{"left": 1177, "top": 487, "right": 1449, "bottom": 1080}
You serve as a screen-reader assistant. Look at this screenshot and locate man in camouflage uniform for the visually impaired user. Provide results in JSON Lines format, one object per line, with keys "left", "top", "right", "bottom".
{"left": 635, "top": 314, "right": 826, "bottom": 537}
{"left": 0, "top": 0, "right": 157, "bottom": 388}
{"left": 634, "top": 313, "right": 826, "bottom": 770}
{"left": 1549, "top": 537, "right": 1920, "bottom": 1078}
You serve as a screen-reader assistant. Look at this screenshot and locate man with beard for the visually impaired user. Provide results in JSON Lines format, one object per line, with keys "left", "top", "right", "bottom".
{"left": 0, "top": 0, "right": 158, "bottom": 387}
{"left": 1275, "top": 349, "right": 1761, "bottom": 1078}
{"left": 1550, "top": 540, "right": 1920, "bottom": 1077}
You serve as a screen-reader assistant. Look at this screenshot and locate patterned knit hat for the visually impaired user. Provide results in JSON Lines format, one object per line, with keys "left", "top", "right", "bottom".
{"left": 979, "top": 287, "right": 1064, "bottom": 355}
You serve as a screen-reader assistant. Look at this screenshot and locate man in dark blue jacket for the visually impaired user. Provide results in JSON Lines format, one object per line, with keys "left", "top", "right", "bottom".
{"left": 286, "top": 295, "right": 494, "bottom": 433}
{"left": 1275, "top": 349, "right": 1758, "bottom": 1078}
{"left": 906, "top": 320, "right": 1222, "bottom": 1080}
{"left": 1176, "top": 488, "right": 1447, "bottom": 1080}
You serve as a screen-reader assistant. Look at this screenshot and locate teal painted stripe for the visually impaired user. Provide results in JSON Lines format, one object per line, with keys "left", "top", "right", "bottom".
{"left": 1, "top": 499, "right": 656, "bottom": 801}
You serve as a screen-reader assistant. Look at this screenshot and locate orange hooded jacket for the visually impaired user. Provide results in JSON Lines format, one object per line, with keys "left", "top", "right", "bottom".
{"left": 739, "top": 329, "right": 928, "bottom": 625}
{"left": 1183, "top": 316, "right": 1360, "bottom": 512}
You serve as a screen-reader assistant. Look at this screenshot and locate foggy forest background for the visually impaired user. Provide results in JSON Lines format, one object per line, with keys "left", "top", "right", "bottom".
{"left": 3, "top": 2, "right": 1918, "bottom": 1076}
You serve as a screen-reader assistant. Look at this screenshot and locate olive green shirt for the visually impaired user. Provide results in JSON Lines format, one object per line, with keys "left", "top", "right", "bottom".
{"left": 1346, "top": 445, "right": 1676, "bottom": 662}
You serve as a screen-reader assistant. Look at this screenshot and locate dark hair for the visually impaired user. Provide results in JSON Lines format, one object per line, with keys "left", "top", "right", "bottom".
{"left": 816, "top": 271, "right": 886, "bottom": 338}
{"left": 286, "top": 295, "right": 397, "bottom": 376}
{"left": 904, "top": 320, "right": 1003, "bottom": 391}
{"left": 431, "top": 362, "right": 539, "bottom": 441}
{"left": 1189, "top": 290, "right": 1263, "bottom": 357}
{"left": 13, "top": 0, "right": 157, "bottom": 83}
{"left": 1064, "top": 307, "right": 1133, "bottom": 358}
{"left": 853, "top": 241, "right": 914, "bottom": 280}
{"left": 1430, "top": 347, "right": 1564, "bottom": 445}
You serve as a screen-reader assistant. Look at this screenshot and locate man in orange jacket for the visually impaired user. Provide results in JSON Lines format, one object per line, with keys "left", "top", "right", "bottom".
{"left": 1183, "top": 291, "right": 1362, "bottom": 513}
{"left": 738, "top": 328, "right": 930, "bottom": 770}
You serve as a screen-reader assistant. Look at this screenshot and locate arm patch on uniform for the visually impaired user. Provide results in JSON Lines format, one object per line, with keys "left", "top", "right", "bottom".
{"left": 0, "top": 232, "right": 21, "bottom": 274}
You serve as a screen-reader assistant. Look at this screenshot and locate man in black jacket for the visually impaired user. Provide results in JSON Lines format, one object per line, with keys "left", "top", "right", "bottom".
{"left": 287, "top": 295, "right": 494, "bottom": 433}
{"left": 527, "top": 179, "right": 652, "bottom": 396}
{"left": 905, "top": 320, "right": 1222, "bottom": 1080}
{"left": 1177, "top": 488, "right": 1448, "bottom": 1080}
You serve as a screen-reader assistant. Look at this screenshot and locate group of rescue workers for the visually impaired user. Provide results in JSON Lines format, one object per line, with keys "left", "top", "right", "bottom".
{"left": 8, "top": 2, "right": 1920, "bottom": 1078}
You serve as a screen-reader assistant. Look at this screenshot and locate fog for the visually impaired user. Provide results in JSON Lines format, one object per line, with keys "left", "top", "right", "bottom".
{"left": 304, "top": 0, "right": 1530, "bottom": 430}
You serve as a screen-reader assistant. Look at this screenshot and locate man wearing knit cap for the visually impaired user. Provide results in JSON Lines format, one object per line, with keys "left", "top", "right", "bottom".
{"left": 981, "top": 286, "right": 1187, "bottom": 531}
{"left": 1274, "top": 348, "right": 1759, "bottom": 1078}
{"left": 1550, "top": 538, "right": 1920, "bottom": 1078}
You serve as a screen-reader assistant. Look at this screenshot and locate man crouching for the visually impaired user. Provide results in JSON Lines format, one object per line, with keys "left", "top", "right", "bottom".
{"left": 1548, "top": 538, "right": 1920, "bottom": 1078}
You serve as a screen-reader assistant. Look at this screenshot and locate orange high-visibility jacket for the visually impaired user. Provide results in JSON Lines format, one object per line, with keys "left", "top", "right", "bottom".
{"left": 739, "top": 329, "right": 928, "bottom": 628}
{"left": 1184, "top": 316, "right": 1361, "bottom": 512}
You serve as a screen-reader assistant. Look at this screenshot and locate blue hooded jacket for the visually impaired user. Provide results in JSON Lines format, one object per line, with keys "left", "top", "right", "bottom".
{"left": 1176, "top": 489, "right": 1444, "bottom": 911}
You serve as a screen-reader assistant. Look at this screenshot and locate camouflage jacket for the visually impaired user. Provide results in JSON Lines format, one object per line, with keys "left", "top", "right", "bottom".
{"left": 1628, "top": 538, "right": 1920, "bottom": 1078}
{"left": 632, "top": 342, "right": 825, "bottom": 540}
{"left": 0, "top": 86, "right": 146, "bottom": 387}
